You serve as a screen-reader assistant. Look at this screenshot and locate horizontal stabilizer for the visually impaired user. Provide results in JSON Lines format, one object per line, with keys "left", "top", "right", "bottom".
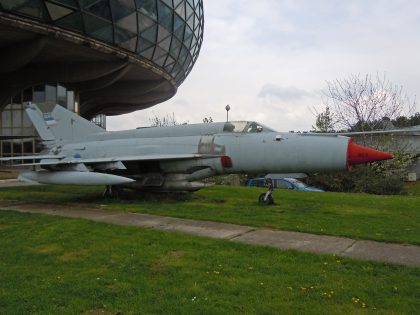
{"left": 0, "top": 155, "right": 65, "bottom": 161}
{"left": 0, "top": 135, "right": 36, "bottom": 140}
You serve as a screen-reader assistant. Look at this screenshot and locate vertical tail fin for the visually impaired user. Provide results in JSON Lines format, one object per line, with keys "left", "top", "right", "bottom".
{"left": 25, "top": 103, "right": 105, "bottom": 142}
{"left": 25, "top": 104, "right": 56, "bottom": 141}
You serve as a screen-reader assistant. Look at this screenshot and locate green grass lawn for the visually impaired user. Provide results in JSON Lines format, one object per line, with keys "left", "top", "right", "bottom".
{"left": 0, "top": 184, "right": 420, "bottom": 245}
{"left": 0, "top": 211, "right": 419, "bottom": 314}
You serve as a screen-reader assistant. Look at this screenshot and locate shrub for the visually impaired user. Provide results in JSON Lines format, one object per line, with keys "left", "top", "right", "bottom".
{"left": 307, "top": 151, "right": 416, "bottom": 195}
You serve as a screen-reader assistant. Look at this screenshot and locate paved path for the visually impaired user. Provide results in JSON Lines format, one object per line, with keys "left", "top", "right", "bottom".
{"left": 1, "top": 200, "right": 419, "bottom": 268}
{"left": 0, "top": 179, "right": 38, "bottom": 188}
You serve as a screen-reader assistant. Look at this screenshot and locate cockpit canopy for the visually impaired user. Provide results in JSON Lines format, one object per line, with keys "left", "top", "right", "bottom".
{"left": 223, "top": 121, "right": 275, "bottom": 133}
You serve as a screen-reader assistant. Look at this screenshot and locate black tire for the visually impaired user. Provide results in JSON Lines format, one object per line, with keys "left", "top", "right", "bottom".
{"left": 259, "top": 193, "right": 274, "bottom": 205}
{"left": 258, "top": 193, "right": 265, "bottom": 204}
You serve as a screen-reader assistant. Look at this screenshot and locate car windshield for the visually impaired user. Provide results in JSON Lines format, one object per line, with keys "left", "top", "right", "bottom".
{"left": 223, "top": 121, "right": 275, "bottom": 133}
{"left": 287, "top": 178, "right": 307, "bottom": 188}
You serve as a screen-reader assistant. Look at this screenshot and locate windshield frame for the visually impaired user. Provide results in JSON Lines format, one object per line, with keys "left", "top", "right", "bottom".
{"left": 223, "top": 121, "right": 276, "bottom": 133}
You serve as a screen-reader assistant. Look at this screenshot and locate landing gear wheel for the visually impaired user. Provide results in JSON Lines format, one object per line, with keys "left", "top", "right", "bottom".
{"left": 258, "top": 193, "right": 274, "bottom": 205}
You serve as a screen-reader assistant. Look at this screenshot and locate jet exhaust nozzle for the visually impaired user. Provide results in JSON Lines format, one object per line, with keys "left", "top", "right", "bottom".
{"left": 18, "top": 171, "right": 135, "bottom": 185}
{"left": 347, "top": 139, "right": 393, "bottom": 168}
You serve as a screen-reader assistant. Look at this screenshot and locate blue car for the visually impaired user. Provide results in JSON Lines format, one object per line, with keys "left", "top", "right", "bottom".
{"left": 246, "top": 178, "right": 324, "bottom": 192}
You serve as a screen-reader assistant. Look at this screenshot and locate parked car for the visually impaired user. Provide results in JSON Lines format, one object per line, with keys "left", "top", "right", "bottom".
{"left": 246, "top": 178, "right": 324, "bottom": 192}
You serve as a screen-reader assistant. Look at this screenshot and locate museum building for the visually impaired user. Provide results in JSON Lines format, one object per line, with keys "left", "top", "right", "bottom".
{"left": 0, "top": 0, "right": 204, "bottom": 159}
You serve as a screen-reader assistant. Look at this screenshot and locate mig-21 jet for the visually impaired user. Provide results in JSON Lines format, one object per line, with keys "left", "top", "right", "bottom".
{"left": 1, "top": 103, "right": 394, "bottom": 195}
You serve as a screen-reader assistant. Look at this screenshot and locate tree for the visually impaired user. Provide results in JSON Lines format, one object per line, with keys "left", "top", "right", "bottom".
{"left": 323, "top": 73, "right": 416, "bottom": 132}
{"left": 392, "top": 112, "right": 420, "bottom": 128}
{"left": 312, "top": 106, "right": 336, "bottom": 132}
{"left": 203, "top": 117, "right": 213, "bottom": 123}
{"left": 149, "top": 113, "right": 187, "bottom": 127}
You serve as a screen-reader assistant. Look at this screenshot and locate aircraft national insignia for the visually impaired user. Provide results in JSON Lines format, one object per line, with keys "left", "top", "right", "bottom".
{"left": 43, "top": 112, "right": 57, "bottom": 126}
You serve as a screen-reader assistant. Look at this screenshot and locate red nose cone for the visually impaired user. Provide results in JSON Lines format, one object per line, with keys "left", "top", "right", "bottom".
{"left": 347, "top": 139, "right": 393, "bottom": 167}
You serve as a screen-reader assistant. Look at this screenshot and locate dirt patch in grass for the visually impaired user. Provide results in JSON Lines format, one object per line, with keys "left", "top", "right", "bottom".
{"left": 32, "top": 244, "right": 62, "bottom": 254}
{"left": 207, "top": 199, "right": 226, "bottom": 204}
{"left": 59, "top": 248, "right": 90, "bottom": 262}
{"left": 151, "top": 251, "right": 186, "bottom": 272}
{"left": 172, "top": 250, "right": 186, "bottom": 257}
{"left": 150, "top": 258, "right": 166, "bottom": 272}
{"left": 85, "top": 307, "right": 116, "bottom": 315}
{"left": 0, "top": 200, "right": 24, "bottom": 207}
{"left": 3, "top": 201, "right": 101, "bottom": 213}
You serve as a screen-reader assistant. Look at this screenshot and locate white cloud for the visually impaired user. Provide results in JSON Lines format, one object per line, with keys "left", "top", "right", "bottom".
{"left": 258, "top": 85, "right": 313, "bottom": 102}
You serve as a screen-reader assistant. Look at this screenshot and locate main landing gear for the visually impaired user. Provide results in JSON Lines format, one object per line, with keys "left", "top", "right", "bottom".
{"left": 103, "top": 185, "right": 123, "bottom": 198}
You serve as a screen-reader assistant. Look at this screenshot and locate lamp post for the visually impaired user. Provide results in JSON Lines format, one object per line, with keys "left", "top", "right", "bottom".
{"left": 225, "top": 104, "right": 231, "bottom": 122}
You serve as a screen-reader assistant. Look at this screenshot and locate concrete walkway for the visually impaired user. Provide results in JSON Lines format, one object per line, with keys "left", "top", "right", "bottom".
{"left": 0, "top": 179, "right": 39, "bottom": 188}
{"left": 1, "top": 200, "right": 419, "bottom": 268}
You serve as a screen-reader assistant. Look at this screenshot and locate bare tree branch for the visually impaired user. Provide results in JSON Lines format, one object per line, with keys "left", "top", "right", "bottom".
{"left": 323, "top": 73, "right": 416, "bottom": 133}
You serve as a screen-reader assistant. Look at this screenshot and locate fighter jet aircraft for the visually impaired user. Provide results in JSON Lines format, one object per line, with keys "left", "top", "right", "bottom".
{"left": 1, "top": 103, "right": 393, "bottom": 194}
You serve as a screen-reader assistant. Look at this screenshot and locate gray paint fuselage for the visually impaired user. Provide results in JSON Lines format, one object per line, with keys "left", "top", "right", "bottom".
{"left": 57, "top": 123, "right": 350, "bottom": 175}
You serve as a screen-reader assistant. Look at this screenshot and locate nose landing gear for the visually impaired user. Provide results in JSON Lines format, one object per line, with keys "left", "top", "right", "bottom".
{"left": 258, "top": 192, "right": 275, "bottom": 205}
{"left": 259, "top": 178, "right": 275, "bottom": 205}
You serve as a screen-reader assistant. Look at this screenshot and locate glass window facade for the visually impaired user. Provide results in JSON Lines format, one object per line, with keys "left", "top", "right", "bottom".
{"left": 0, "top": 0, "right": 204, "bottom": 85}
{"left": 0, "top": 84, "right": 77, "bottom": 162}
{"left": 91, "top": 113, "right": 106, "bottom": 129}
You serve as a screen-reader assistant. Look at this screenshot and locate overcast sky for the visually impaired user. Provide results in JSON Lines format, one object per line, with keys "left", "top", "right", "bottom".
{"left": 107, "top": 0, "right": 420, "bottom": 131}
